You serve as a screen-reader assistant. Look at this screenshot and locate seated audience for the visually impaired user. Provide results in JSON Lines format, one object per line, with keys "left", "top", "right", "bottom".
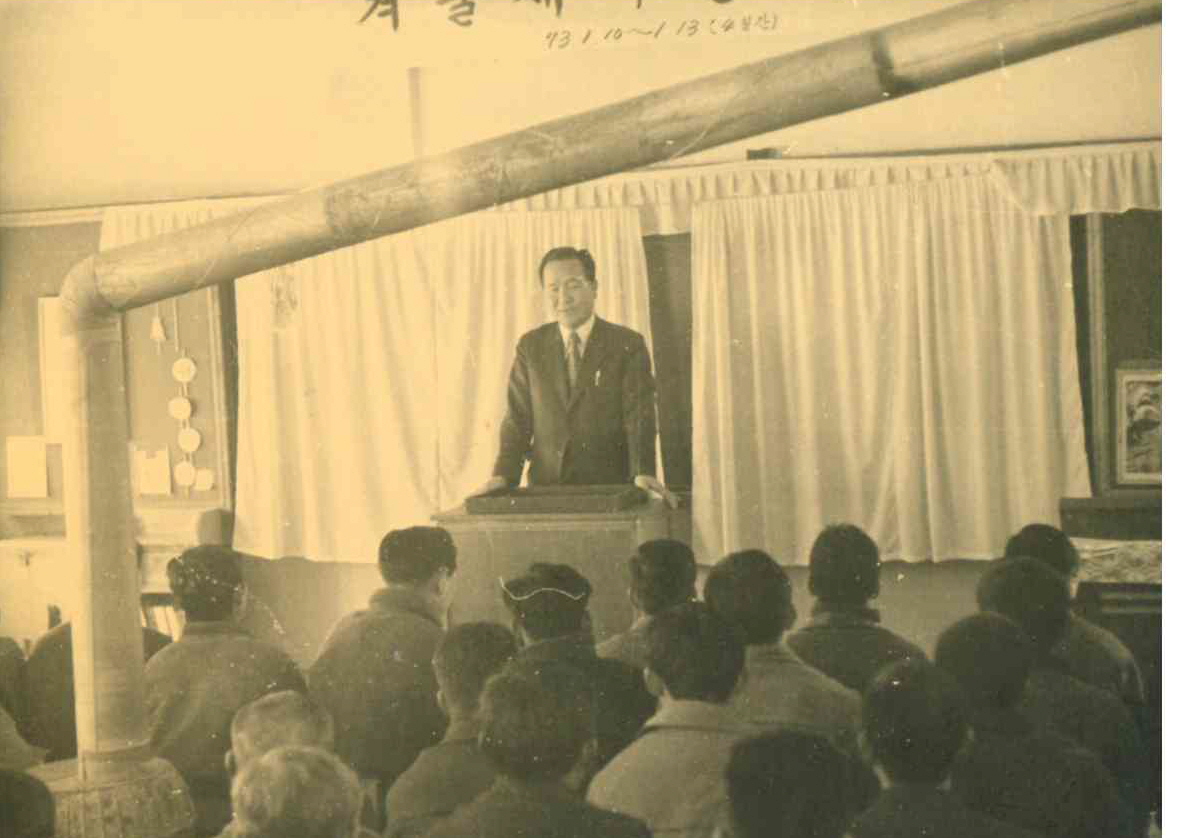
{"left": 786, "top": 524, "right": 925, "bottom": 691}
{"left": 936, "top": 613, "right": 1126, "bottom": 838}
{"left": 851, "top": 659, "right": 1041, "bottom": 838}
{"left": 0, "top": 610, "right": 24, "bottom": 723}
{"left": 218, "top": 690, "right": 336, "bottom": 838}
{"left": 425, "top": 662, "right": 650, "bottom": 838}
{"left": 500, "top": 563, "right": 655, "bottom": 766}
{"left": 231, "top": 746, "right": 376, "bottom": 838}
{"left": 597, "top": 539, "right": 698, "bottom": 671}
{"left": 587, "top": 603, "right": 750, "bottom": 838}
{"left": 23, "top": 621, "right": 171, "bottom": 760}
{"left": 1005, "top": 523, "right": 1144, "bottom": 704}
{"left": 310, "top": 527, "right": 454, "bottom": 798}
{"left": 384, "top": 622, "right": 517, "bottom": 838}
{"left": 0, "top": 704, "right": 45, "bottom": 770}
{"left": 977, "top": 558, "right": 1150, "bottom": 834}
{"left": 146, "top": 546, "right": 305, "bottom": 837}
{"left": 725, "top": 730, "right": 869, "bottom": 838}
{"left": 0, "top": 767, "right": 55, "bottom": 838}
{"left": 704, "top": 549, "right": 860, "bottom": 751}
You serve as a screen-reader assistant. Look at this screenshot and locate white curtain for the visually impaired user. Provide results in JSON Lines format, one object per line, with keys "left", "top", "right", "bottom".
{"left": 692, "top": 175, "right": 1091, "bottom": 564}
{"left": 233, "top": 207, "right": 652, "bottom": 561}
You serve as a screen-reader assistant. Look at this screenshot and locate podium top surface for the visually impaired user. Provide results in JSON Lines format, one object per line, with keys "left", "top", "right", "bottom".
{"left": 457, "top": 484, "right": 648, "bottom": 516}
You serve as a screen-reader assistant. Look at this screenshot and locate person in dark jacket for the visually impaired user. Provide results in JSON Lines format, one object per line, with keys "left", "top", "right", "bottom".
{"left": 500, "top": 563, "right": 655, "bottom": 768}
{"left": 786, "top": 524, "right": 925, "bottom": 692}
{"left": 309, "top": 527, "right": 455, "bottom": 798}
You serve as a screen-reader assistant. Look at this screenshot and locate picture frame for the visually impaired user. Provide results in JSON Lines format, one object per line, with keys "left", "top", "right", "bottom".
{"left": 1115, "top": 363, "right": 1161, "bottom": 486}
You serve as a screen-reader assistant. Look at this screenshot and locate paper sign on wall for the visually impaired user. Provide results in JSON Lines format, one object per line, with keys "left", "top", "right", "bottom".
{"left": 6, "top": 436, "right": 48, "bottom": 498}
{"left": 133, "top": 446, "right": 172, "bottom": 496}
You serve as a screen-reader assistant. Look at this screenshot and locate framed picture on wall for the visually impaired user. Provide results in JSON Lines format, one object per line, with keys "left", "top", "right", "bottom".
{"left": 1115, "top": 364, "right": 1161, "bottom": 486}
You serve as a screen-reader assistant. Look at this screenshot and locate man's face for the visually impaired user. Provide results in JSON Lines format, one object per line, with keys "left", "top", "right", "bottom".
{"left": 542, "top": 258, "right": 597, "bottom": 329}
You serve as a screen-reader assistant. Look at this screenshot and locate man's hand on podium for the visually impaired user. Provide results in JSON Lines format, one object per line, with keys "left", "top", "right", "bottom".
{"left": 635, "top": 475, "right": 679, "bottom": 509}
{"left": 472, "top": 476, "right": 509, "bottom": 497}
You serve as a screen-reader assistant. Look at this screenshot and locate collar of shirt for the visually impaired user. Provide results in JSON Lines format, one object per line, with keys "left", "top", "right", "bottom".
{"left": 559, "top": 315, "right": 596, "bottom": 350}
{"left": 442, "top": 715, "right": 483, "bottom": 744}
{"left": 369, "top": 585, "right": 443, "bottom": 628}
{"left": 643, "top": 699, "right": 744, "bottom": 734}
{"left": 744, "top": 642, "right": 812, "bottom": 667}
{"left": 179, "top": 620, "right": 249, "bottom": 639}
{"left": 518, "top": 633, "right": 597, "bottom": 664}
{"left": 806, "top": 603, "right": 883, "bottom": 628}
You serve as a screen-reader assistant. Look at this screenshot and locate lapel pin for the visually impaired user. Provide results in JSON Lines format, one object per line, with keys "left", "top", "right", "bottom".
{"left": 595, "top": 369, "right": 601, "bottom": 387}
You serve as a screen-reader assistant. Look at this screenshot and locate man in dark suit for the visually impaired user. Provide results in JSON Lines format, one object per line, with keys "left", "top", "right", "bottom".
{"left": 478, "top": 247, "right": 674, "bottom": 505}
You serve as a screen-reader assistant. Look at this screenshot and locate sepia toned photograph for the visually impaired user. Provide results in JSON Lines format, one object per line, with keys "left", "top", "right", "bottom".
{"left": 0, "top": 1, "right": 1164, "bottom": 837}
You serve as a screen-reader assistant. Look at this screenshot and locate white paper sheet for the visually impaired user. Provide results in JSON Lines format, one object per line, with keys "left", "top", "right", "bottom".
{"left": 134, "top": 446, "right": 172, "bottom": 496}
{"left": 6, "top": 436, "right": 48, "bottom": 498}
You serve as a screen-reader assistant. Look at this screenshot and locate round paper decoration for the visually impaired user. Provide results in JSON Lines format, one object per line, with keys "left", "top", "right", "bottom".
{"left": 178, "top": 427, "right": 202, "bottom": 454}
{"left": 168, "top": 396, "right": 193, "bottom": 422}
{"left": 194, "top": 469, "right": 216, "bottom": 492}
{"left": 172, "top": 357, "right": 197, "bottom": 384}
{"left": 174, "top": 461, "right": 196, "bottom": 487}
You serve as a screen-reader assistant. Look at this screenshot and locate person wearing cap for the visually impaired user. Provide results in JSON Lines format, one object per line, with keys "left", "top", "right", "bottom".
{"left": 310, "top": 527, "right": 456, "bottom": 804}
{"left": 597, "top": 539, "right": 698, "bottom": 672}
{"left": 474, "top": 247, "right": 676, "bottom": 507}
{"left": 500, "top": 562, "right": 655, "bottom": 768}
{"left": 145, "top": 545, "right": 306, "bottom": 837}
{"left": 786, "top": 524, "right": 925, "bottom": 693}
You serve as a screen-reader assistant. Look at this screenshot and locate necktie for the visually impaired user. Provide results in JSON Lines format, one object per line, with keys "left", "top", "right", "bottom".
{"left": 566, "top": 332, "right": 582, "bottom": 391}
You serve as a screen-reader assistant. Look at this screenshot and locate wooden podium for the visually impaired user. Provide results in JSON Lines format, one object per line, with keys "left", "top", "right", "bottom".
{"left": 433, "top": 487, "right": 689, "bottom": 642}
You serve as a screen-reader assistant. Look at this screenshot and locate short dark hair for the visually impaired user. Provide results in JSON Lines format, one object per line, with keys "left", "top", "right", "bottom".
{"left": 1004, "top": 523, "right": 1080, "bottom": 577}
{"left": 643, "top": 602, "right": 745, "bottom": 703}
{"left": 501, "top": 563, "right": 592, "bottom": 640}
{"left": 434, "top": 622, "right": 517, "bottom": 714}
{"left": 478, "top": 661, "right": 594, "bottom": 781}
{"left": 168, "top": 545, "right": 242, "bottom": 621}
{"left": 976, "top": 558, "right": 1071, "bottom": 653}
{"left": 809, "top": 524, "right": 880, "bottom": 605}
{"left": 704, "top": 550, "right": 792, "bottom": 645}
{"left": 231, "top": 691, "right": 335, "bottom": 766}
{"left": 538, "top": 247, "right": 596, "bottom": 286}
{"left": 628, "top": 540, "right": 698, "bottom": 616}
{"left": 726, "top": 732, "right": 858, "bottom": 838}
{"left": 935, "top": 613, "right": 1035, "bottom": 710}
{"left": 378, "top": 527, "right": 457, "bottom": 585}
{"left": 0, "top": 768, "right": 54, "bottom": 838}
{"left": 862, "top": 659, "right": 969, "bottom": 785}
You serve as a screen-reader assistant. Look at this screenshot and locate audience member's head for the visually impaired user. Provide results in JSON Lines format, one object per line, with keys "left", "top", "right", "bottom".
{"left": 231, "top": 746, "right": 362, "bottom": 838}
{"left": 976, "top": 557, "right": 1072, "bottom": 655}
{"left": 628, "top": 539, "right": 698, "bottom": 618}
{"left": 862, "top": 659, "right": 969, "bottom": 786}
{"left": 642, "top": 602, "right": 745, "bottom": 704}
{"left": 809, "top": 524, "right": 881, "bottom": 607}
{"left": 726, "top": 731, "right": 856, "bottom": 838}
{"left": 0, "top": 768, "right": 54, "bottom": 838}
{"left": 378, "top": 526, "right": 457, "bottom": 587}
{"left": 704, "top": 549, "right": 794, "bottom": 645}
{"left": 478, "top": 661, "right": 597, "bottom": 789}
{"left": 433, "top": 622, "right": 517, "bottom": 721}
{"left": 167, "top": 545, "right": 243, "bottom": 621}
{"left": 227, "top": 690, "right": 334, "bottom": 777}
{"left": 1005, "top": 523, "right": 1080, "bottom": 578}
{"left": 935, "top": 613, "right": 1035, "bottom": 711}
{"left": 500, "top": 563, "right": 592, "bottom": 645}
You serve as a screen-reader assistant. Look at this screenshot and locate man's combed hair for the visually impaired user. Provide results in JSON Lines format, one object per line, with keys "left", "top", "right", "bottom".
{"left": 478, "top": 661, "right": 594, "bottom": 781}
{"left": 231, "top": 690, "right": 334, "bottom": 766}
{"left": 935, "top": 613, "right": 1035, "bottom": 710}
{"left": 167, "top": 545, "right": 242, "bottom": 621}
{"left": 726, "top": 732, "right": 859, "bottom": 838}
{"left": 809, "top": 524, "right": 881, "bottom": 606}
{"left": 976, "top": 557, "right": 1072, "bottom": 653}
{"left": 538, "top": 246, "right": 596, "bottom": 286}
{"left": 433, "top": 622, "right": 517, "bottom": 714}
{"left": 501, "top": 563, "right": 592, "bottom": 640}
{"left": 862, "top": 659, "right": 969, "bottom": 785}
{"left": 628, "top": 539, "right": 698, "bottom": 616}
{"left": 1004, "top": 523, "right": 1081, "bottom": 577}
{"left": 378, "top": 526, "right": 457, "bottom": 585}
{"left": 231, "top": 746, "right": 362, "bottom": 838}
{"left": 703, "top": 550, "right": 791, "bottom": 646}
{"left": 642, "top": 602, "right": 745, "bottom": 703}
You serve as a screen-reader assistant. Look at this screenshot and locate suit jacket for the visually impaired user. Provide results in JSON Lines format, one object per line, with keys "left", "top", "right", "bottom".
{"left": 494, "top": 318, "right": 657, "bottom": 486}
{"left": 850, "top": 785, "right": 1043, "bottom": 838}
